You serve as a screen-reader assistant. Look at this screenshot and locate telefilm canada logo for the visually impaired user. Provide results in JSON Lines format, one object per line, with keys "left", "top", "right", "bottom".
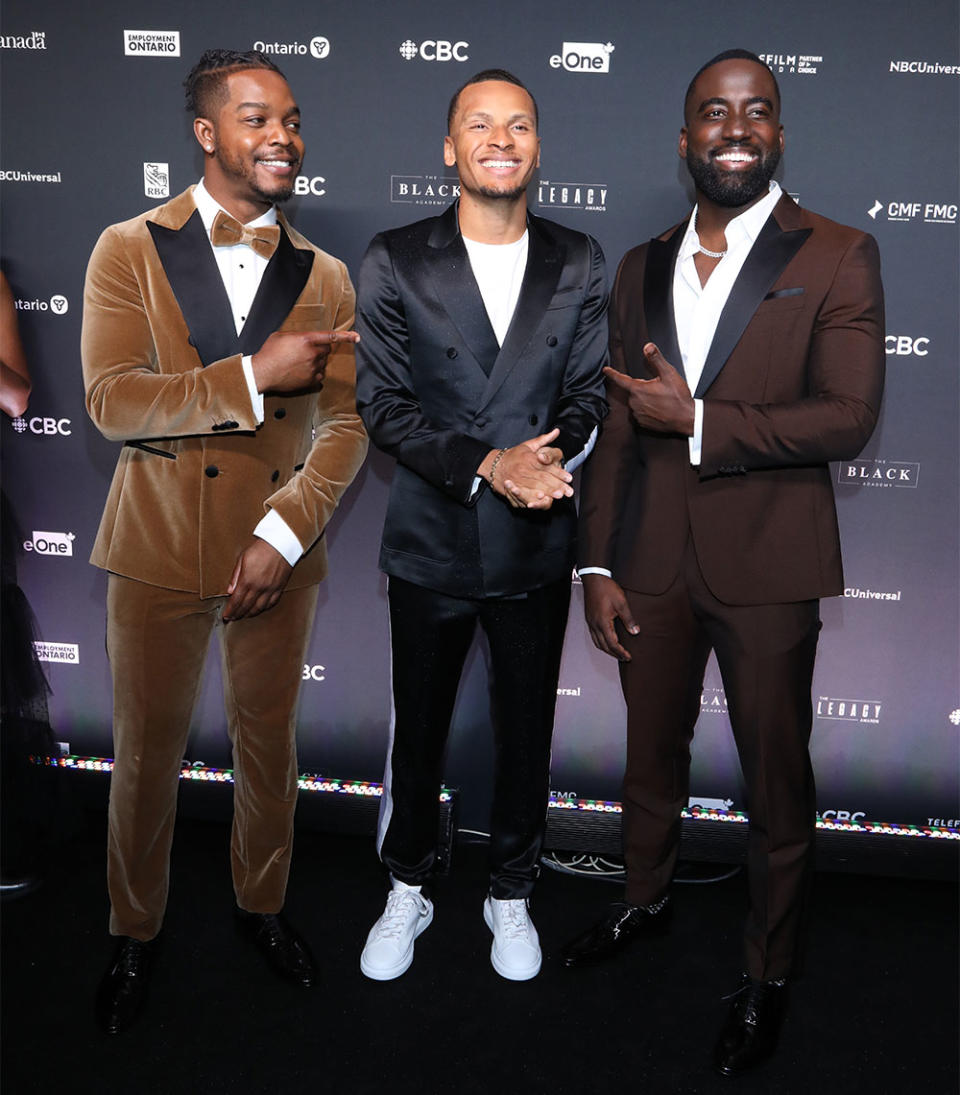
{"left": 253, "top": 37, "right": 331, "bottom": 59}
{"left": 549, "top": 42, "right": 614, "bottom": 74}
{"left": 700, "top": 687, "right": 728, "bottom": 715}
{"left": 23, "top": 530, "right": 75, "bottom": 557}
{"left": 398, "top": 39, "right": 469, "bottom": 63}
{"left": 816, "top": 697, "right": 882, "bottom": 724}
{"left": 10, "top": 415, "right": 72, "bottom": 436}
{"left": 757, "top": 52, "right": 822, "bottom": 75}
{"left": 0, "top": 31, "right": 46, "bottom": 50}
{"left": 33, "top": 641, "right": 79, "bottom": 665}
{"left": 144, "top": 162, "right": 169, "bottom": 199}
{"left": 124, "top": 30, "right": 180, "bottom": 56}
{"left": 867, "top": 199, "right": 957, "bottom": 225}
{"left": 536, "top": 180, "right": 607, "bottom": 213}
{"left": 390, "top": 174, "right": 460, "bottom": 206}
{"left": 14, "top": 294, "right": 68, "bottom": 314}
{"left": 837, "top": 459, "right": 920, "bottom": 488}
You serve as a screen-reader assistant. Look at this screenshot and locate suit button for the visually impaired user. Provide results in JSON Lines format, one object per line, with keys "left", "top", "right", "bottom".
{"left": 475, "top": 417, "right": 489, "bottom": 428}
{"left": 205, "top": 465, "right": 219, "bottom": 478}
{"left": 274, "top": 408, "right": 286, "bottom": 419}
{"left": 446, "top": 347, "right": 458, "bottom": 359}
{"left": 271, "top": 470, "right": 280, "bottom": 482}
{"left": 546, "top": 335, "right": 558, "bottom": 347}
{"left": 529, "top": 414, "right": 539, "bottom": 426}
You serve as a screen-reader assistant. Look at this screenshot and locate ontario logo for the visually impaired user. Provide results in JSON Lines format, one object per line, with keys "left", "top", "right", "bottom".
{"left": 33, "top": 641, "right": 79, "bottom": 664}
{"left": 123, "top": 30, "right": 180, "bottom": 56}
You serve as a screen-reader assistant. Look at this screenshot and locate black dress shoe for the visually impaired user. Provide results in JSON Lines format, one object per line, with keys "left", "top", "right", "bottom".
{"left": 95, "top": 936, "right": 155, "bottom": 1035}
{"left": 559, "top": 897, "right": 671, "bottom": 967}
{"left": 713, "top": 973, "right": 788, "bottom": 1077}
{"left": 235, "top": 908, "right": 316, "bottom": 987}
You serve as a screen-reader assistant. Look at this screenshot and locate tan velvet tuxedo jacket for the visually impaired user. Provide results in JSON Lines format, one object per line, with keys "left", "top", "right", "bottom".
{"left": 82, "top": 187, "right": 367, "bottom": 598}
{"left": 579, "top": 194, "right": 885, "bottom": 605}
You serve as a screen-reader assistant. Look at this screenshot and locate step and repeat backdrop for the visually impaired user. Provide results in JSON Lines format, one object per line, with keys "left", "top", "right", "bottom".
{"left": 2, "top": 0, "right": 957, "bottom": 835}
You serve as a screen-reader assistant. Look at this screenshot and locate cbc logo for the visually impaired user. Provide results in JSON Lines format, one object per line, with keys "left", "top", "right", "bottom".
{"left": 885, "top": 335, "right": 929, "bottom": 356}
{"left": 398, "top": 39, "right": 469, "bottom": 62}
{"left": 820, "top": 809, "right": 866, "bottom": 823}
{"left": 294, "top": 175, "right": 326, "bottom": 197}
{"left": 11, "top": 416, "right": 72, "bottom": 436}
{"left": 302, "top": 664, "right": 326, "bottom": 682}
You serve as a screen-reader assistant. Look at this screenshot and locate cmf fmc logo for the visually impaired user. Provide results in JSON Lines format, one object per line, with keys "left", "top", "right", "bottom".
{"left": 399, "top": 39, "right": 468, "bottom": 62}
{"left": 550, "top": 42, "right": 614, "bottom": 74}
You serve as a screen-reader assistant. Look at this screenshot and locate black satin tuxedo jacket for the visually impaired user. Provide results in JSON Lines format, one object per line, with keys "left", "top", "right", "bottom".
{"left": 355, "top": 203, "right": 609, "bottom": 598}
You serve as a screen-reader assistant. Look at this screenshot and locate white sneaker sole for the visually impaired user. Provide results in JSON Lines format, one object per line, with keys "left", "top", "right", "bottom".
{"left": 360, "top": 904, "right": 434, "bottom": 981}
{"left": 483, "top": 900, "right": 541, "bottom": 981}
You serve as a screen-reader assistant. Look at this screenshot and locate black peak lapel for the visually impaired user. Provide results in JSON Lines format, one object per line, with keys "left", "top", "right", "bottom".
{"left": 695, "top": 217, "right": 812, "bottom": 397}
{"left": 147, "top": 210, "right": 240, "bottom": 367}
{"left": 479, "top": 217, "right": 565, "bottom": 407}
{"left": 642, "top": 226, "right": 685, "bottom": 381}
{"left": 240, "top": 227, "right": 315, "bottom": 355}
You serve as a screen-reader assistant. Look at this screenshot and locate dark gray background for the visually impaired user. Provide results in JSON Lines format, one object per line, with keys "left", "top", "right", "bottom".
{"left": 2, "top": 0, "right": 957, "bottom": 832}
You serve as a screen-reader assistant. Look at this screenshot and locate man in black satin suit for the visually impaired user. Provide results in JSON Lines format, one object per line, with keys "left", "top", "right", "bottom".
{"left": 355, "top": 69, "right": 608, "bottom": 982}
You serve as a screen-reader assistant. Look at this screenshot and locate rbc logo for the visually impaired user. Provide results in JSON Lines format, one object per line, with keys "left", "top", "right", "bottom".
{"left": 398, "top": 39, "right": 469, "bottom": 62}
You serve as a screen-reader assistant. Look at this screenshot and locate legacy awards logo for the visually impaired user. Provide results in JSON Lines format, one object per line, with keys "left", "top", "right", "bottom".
{"left": 390, "top": 174, "right": 460, "bottom": 206}
{"left": 700, "top": 687, "right": 728, "bottom": 715}
{"left": 14, "top": 294, "right": 68, "bottom": 314}
{"left": 816, "top": 696, "right": 882, "bottom": 724}
{"left": 253, "top": 37, "right": 331, "bottom": 59}
{"left": 398, "top": 39, "right": 469, "bottom": 62}
{"left": 549, "top": 41, "right": 614, "bottom": 74}
{"left": 867, "top": 199, "right": 957, "bottom": 225}
{"left": 124, "top": 30, "right": 180, "bottom": 56}
{"left": 889, "top": 59, "right": 960, "bottom": 75}
{"left": 144, "top": 162, "right": 169, "bottom": 199}
{"left": 757, "top": 52, "right": 822, "bottom": 75}
{"left": 34, "top": 641, "right": 79, "bottom": 664}
{"left": 24, "top": 530, "right": 75, "bottom": 557}
{"left": 536, "top": 179, "right": 607, "bottom": 213}
{"left": 837, "top": 459, "right": 920, "bottom": 488}
{"left": 886, "top": 334, "right": 930, "bottom": 356}
{"left": 9, "top": 415, "right": 72, "bottom": 436}
{"left": 0, "top": 30, "right": 46, "bottom": 49}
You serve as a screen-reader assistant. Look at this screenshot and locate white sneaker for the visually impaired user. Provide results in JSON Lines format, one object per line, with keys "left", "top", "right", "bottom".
{"left": 360, "top": 886, "right": 434, "bottom": 981}
{"left": 483, "top": 896, "right": 541, "bottom": 981}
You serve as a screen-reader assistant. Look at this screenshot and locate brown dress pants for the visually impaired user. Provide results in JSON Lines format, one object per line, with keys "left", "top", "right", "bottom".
{"left": 105, "top": 573, "right": 317, "bottom": 940}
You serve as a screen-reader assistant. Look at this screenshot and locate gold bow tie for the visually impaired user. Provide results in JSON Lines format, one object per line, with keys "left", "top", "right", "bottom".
{"left": 210, "top": 210, "right": 281, "bottom": 259}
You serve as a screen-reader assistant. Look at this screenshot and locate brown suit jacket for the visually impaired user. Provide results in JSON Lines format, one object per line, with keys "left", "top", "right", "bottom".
{"left": 82, "top": 186, "right": 367, "bottom": 598}
{"left": 579, "top": 194, "right": 885, "bottom": 605}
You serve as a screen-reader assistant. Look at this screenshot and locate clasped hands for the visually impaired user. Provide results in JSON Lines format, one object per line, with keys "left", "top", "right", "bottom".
{"left": 480, "top": 427, "right": 572, "bottom": 511}
{"left": 604, "top": 342, "right": 695, "bottom": 436}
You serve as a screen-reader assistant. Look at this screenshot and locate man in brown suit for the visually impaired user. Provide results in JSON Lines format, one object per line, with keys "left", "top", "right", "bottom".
{"left": 81, "top": 50, "right": 367, "bottom": 1034}
{"left": 561, "top": 51, "right": 884, "bottom": 1075}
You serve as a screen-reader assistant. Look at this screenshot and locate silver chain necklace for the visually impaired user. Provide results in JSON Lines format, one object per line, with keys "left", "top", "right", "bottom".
{"left": 695, "top": 214, "right": 727, "bottom": 259}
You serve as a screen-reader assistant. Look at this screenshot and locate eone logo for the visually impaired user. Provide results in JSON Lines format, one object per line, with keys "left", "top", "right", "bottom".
{"left": 294, "top": 175, "right": 326, "bottom": 197}
{"left": 302, "top": 664, "right": 326, "bottom": 681}
{"left": 398, "top": 39, "right": 469, "bottom": 62}
{"left": 24, "top": 530, "right": 75, "bottom": 556}
{"left": 549, "top": 42, "right": 615, "bottom": 74}
{"left": 10, "top": 416, "right": 72, "bottom": 436}
{"left": 885, "top": 335, "right": 929, "bottom": 356}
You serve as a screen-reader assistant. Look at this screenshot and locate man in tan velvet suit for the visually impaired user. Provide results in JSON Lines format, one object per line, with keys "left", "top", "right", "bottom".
{"left": 560, "top": 51, "right": 884, "bottom": 1075}
{"left": 81, "top": 49, "right": 367, "bottom": 1034}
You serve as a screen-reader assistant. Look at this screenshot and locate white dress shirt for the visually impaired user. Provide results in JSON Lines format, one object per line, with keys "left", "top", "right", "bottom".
{"left": 193, "top": 180, "right": 303, "bottom": 565}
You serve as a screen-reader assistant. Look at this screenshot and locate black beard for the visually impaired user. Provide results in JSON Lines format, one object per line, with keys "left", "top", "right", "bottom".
{"left": 475, "top": 184, "right": 527, "bottom": 202}
{"left": 686, "top": 144, "right": 780, "bottom": 208}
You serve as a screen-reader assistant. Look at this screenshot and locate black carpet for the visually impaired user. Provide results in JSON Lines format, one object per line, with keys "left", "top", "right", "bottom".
{"left": 2, "top": 804, "right": 957, "bottom": 1094}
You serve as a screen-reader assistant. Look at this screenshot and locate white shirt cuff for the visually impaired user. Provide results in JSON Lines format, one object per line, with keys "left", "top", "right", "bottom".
{"left": 241, "top": 355, "right": 265, "bottom": 423}
{"left": 688, "top": 399, "right": 704, "bottom": 466}
{"left": 577, "top": 567, "right": 612, "bottom": 578}
{"left": 564, "top": 425, "right": 598, "bottom": 474}
{"left": 253, "top": 508, "right": 303, "bottom": 566}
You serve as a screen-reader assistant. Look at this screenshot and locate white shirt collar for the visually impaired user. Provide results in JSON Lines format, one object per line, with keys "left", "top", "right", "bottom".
{"left": 193, "top": 179, "right": 278, "bottom": 235}
{"left": 679, "top": 180, "right": 782, "bottom": 261}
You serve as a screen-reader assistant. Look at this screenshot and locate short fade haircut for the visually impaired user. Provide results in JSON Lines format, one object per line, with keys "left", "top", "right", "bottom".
{"left": 446, "top": 68, "right": 539, "bottom": 133}
{"left": 184, "top": 49, "right": 285, "bottom": 119}
{"left": 684, "top": 49, "right": 781, "bottom": 119}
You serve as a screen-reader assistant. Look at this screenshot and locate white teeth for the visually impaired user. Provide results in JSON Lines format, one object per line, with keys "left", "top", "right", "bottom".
{"left": 482, "top": 160, "right": 519, "bottom": 168}
{"left": 715, "top": 151, "right": 755, "bottom": 162}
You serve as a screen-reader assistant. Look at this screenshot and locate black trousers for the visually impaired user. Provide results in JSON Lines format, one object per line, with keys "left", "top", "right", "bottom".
{"left": 379, "top": 575, "right": 571, "bottom": 898}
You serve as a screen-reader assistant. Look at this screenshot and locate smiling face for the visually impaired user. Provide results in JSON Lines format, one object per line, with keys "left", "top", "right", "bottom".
{"left": 443, "top": 79, "right": 540, "bottom": 205}
{"left": 679, "top": 58, "right": 784, "bottom": 210}
{"left": 195, "top": 68, "right": 304, "bottom": 221}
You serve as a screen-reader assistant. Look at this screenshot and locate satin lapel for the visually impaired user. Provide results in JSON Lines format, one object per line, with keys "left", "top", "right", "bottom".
{"left": 642, "top": 227, "right": 685, "bottom": 381}
{"left": 695, "top": 218, "right": 812, "bottom": 397}
{"left": 424, "top": 210, "right": 500, "bottom": 377}
{"left": 147, "top": 210, "right": 239, "bottom": 367}
{"left": 240, "top": 227, "right": 315, "bottom": 355}
{"left": 479, "top": 220, "right": 564, "bottom": 407}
